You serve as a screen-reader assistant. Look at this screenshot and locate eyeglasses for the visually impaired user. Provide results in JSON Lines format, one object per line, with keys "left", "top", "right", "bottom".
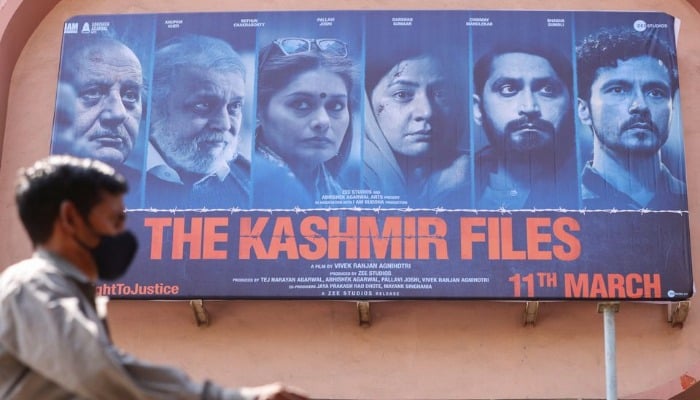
{"left": 272, "top": 38, "right": 348, "bottom": 58}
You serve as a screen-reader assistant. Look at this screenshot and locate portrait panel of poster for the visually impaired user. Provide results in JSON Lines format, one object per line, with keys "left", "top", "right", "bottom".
{"left": 252, "top": 11, "right": 363, "bottom": 209}
{"left": 52, "top": 10, "right": 692, "bottom": 301}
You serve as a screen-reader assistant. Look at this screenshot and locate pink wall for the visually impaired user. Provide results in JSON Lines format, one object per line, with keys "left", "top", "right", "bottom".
{"left": 1, "top": 0, "right": 700, "bottom": 398}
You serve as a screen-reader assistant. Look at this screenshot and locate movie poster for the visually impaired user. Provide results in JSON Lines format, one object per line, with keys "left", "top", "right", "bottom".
{"left": 53, "top": 10, "right": 692, "bottom": 300}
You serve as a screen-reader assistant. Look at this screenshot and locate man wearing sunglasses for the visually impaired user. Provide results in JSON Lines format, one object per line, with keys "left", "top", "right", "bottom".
{"left": 472, "top": 42, "right": 578, "bottom": 209}
{"left": 146, "top": 34, "right": 251, "bottom": 209}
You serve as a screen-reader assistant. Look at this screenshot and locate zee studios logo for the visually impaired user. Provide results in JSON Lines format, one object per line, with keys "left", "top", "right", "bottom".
{"left": 633, "top": 19, "right": 669, "bottom": 31}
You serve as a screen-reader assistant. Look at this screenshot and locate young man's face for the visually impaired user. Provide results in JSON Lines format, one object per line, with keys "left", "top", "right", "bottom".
{"left": 150, "top": 66, "right": 245, "bottom": 175}
{"left": 67, "top": 41, "right": 143, "bottom": 165}
{"left": 474, "top": 52, "right": 571, "bottom": 154}
{"left": 579, "top": 55, "right": 672, "bottom": 156}
{"left": 74, "top": 191, "right": 127, "bottom": 249}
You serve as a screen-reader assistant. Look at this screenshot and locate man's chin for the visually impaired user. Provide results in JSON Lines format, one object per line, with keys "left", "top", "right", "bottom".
{"left": 90, "top": 147, "right": 128, "bottom": 165}
{"left": 619, "top": 142, "right": 663, "bottom": 156}
{"left": 181, "top": 156, "right": 225, "bottom": 176}
{"left": 508, "top": 140, "right": 552, "bottom": 154}
{"left": 511, "top": 130, "right": 552, "bottom": 145}
{"left": 620, "top": 133, "right": 664, "bottom": 151}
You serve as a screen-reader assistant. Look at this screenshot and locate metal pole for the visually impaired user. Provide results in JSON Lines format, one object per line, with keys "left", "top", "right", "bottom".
{"left": 600, "top": 303, "right": 619, "bottom": 400}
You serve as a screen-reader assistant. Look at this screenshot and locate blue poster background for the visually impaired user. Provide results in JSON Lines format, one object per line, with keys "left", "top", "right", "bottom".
{"left": 52, "top": 10, "right": 692, "bottom": 300}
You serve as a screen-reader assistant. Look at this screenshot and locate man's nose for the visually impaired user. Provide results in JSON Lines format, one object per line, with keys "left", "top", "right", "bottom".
{"left": 100, "top": 90, "right": 127, "bottom": 126}
{"left": 412, "top": 92, "right": 433, "bottom": 121}
{"left": 628, "top": 86, "right": 650, "bottom": 114}
{"left": 208, "top": 106, "right": 233, "bottom": 132}
{"left": 518, "top": 89, "right": 541, "bottom": 117}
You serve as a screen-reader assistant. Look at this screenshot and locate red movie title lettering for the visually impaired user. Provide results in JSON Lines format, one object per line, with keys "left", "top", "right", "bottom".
{"left": 564, "top": 273, "right": 661, "bottom": 298}
{"left": 238, "top": 216, "right": 448, "bottom": 260}
{"left": 459, "top": 216, "right": 580, "bottom": 261}
{"left": 144, "top": 217, "right": 229, "bottom": 260}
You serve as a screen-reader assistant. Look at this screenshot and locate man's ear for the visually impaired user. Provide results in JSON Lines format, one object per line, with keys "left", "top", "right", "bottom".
{"left": 472, "top": 94, "right": 483, "bottom": 126}
{"left": 58, "top": 201, "right": 80, "bottom": 234}
{"left": 577, "top": 98, "right": 592, "bottom": 126}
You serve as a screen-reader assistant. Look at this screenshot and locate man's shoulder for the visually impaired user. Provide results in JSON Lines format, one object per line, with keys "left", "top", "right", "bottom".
{"left": 230, "top": 153, "right": 251, "bottom": 173}
{"left": 474, "top": 146, "right": 498, "bottom": 179}
{"left": 0, "top": 257, "right": 54, "bottom": 297}
{"left": 229, "top": 154, "right": 251, "bottom": 185}
{"left": 580, "top": 162, "right": 604, "bottom": 198}
{"left": 660, "top": 163, "right": 687, "bottom": 194}
{"left": 2, "top": 257, "right": 46, "bottom": 279}
{"left": 0, "top": 255, "right": 85, "bottom": 315}
{"left": 115, "top": 163, "right": 141, "bottom": 183}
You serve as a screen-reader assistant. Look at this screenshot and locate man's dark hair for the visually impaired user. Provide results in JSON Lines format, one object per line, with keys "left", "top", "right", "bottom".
{"left": 473, "top": 42, "right": 573, "bottom": 98}
{"left": 15, "top": 155, "right": 128, "bottom": 245}
{"left": 576, "top": 26, "right": 679, "bottom": 101}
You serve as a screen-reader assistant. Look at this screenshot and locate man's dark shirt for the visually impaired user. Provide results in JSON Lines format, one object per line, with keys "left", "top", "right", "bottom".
{"left": 581, "top": 161, "right": 687, "bottom": 210}
{"left": 475, "top": 145, "right": 579, "bottom": 209}
{"left": 145, "top": 154, "right": 250, "bottom": 209}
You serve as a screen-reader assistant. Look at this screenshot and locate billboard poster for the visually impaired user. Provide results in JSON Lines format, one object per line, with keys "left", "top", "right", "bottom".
{"left": 53, "top": 10, "right": 692, "bottom": 300}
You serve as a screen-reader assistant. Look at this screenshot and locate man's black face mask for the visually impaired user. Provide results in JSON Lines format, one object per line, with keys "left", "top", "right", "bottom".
{"left": 75, "top": 216, "right": 139, "bottom": 281}
{"left": 89, "top": 230, "right": 138, "bottom": 281}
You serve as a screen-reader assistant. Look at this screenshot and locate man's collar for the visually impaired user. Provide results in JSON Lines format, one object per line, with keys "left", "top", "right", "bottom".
{"left": 34, "top": 248, "right": 92, "bottom": 284}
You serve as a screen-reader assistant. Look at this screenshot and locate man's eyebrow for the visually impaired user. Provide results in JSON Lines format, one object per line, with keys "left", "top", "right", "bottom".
{"left": 531, "top": 76, "right": 566, "bottom": 89}
{"left": 76, "top": 78, "right": 143, "bottom": 89}
{"left": 121, "top": 79, "right": 143, "bottom": 88}
{"left": 532, "top": 76, "right": 563, "bottom": 84}
{"left": 489, "top": 77, "right": 521, "bottom": 88}
{"left": 641, "top": 79, "right": 672, "bottom": 90}
{"left": 599, "top": 78, "right": 632, "bottom": 89}
{"left": 76, "top": 78, "right": 111, "bottom": 87}
{"left": 189, "top": 92, "right": 221, "bottom": 99}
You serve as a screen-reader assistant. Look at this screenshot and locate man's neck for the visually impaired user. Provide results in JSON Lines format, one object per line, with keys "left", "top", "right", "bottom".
{"left": 176, "top": 162, "right": 227, "bottom": 186}
{"left": 39, "top": 240, "right": 98, "bottom": 281}
{"left": 493, "top": 149, "right": 555, "bottom": 190}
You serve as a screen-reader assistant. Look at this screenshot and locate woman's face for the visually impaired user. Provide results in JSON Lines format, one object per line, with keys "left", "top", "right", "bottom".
{"left": 370, "top": 55, "right": 452, "bottom": 158}
{"left": 260, "top": 68, "right": 350, "bottom": 170}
